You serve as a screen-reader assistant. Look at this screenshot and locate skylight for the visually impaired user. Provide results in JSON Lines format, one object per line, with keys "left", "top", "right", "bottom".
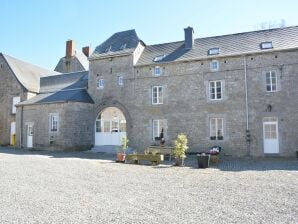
{"left": 105, "top": 46, "right": 112, "bottom": 53}
{"left": 120, "top": 43, "right": 127, "bottom": 50}
{"left": 153, "top": 55, "right": 166, "bottom": 62}
{"left": 260, "top": 42, "right": 273, "bottom": 49}
{"left": 208, "top": 48, "right": 220, "bottom": 55}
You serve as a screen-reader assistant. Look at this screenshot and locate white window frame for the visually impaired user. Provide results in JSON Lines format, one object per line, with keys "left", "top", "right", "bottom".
{"left": 12, "top": 96, "right": 20, "bottom": 114}
{"left": 209, "top": 80, "right": 222, "bottom": 100}
{"left": 210, "top": 60, "right": 219, "bottom": 72}
{"left": 153, "top": 66, "right": 161, "bottom": 76}
{"left": 208, "top": 48, "right": 220, "bottom": 55}
{"left": 117, "top": 75, "right": 124, "bottom": 86}
{"left": 97, "top": 79, "right": 104, "bottom": 89}
{"left": 152, "top": 119, "right": 166, "bottom": 141}
{"left": 210, "top": 118, "right": 224, "bottom": 140}
{"left": 152, "top": 86, "right": 163, "bottom": 105}
{"left": 260, "top": 42, "right": 273, "bottom": 49}
{"left": 265, "top": 71, "right": 277, "bottom": 92}
{"left": 49, "top": 113, "right": 59, "bottom": 133}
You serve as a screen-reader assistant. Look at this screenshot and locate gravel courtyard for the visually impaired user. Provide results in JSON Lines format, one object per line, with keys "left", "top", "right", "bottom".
{"left": 0, "top": 148, "right": 297, "bottom": 224}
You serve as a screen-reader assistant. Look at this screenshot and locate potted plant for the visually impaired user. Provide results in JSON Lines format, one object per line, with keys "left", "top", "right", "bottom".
{"left": 116, "top": 136, "right": 129, "bottom": 162}
{"left": 173, "top": 133, "right": 188, "bottom": 166}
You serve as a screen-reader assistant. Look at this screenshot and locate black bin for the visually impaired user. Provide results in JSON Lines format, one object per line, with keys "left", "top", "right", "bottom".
{"left": 197, "top": 153, "right": 210, "bottom": 168}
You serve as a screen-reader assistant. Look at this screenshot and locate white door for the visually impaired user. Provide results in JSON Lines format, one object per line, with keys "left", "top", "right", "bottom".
{"left": 263, "top": 121, "right": 279, "bottom": 153}
{"left": 95, "top": 119, "right": 126, "bottom": 146}
{"left": 10, "top": 122, "right": 16, "bottom": 145}
{"left": 27, "top": 125, "right": 33, "bottom": 148}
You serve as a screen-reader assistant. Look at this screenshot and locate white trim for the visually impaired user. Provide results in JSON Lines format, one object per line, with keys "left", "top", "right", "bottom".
{"left": 12, "top": 96, "right": 20, "bottom": 114}
{"left": 49, "top": 113, "right": 59, "bottom": 133}
{"left": 153, "top": 66, "right": 161, "bottom": 76}
{"left": 265, "top": 71, "right": 277, "bottom": 92}
{"left": 209, "top": 117, "right": 224, "bottom": 140}
{"left": 97, "top": 79, "right": 105, "bottom": 89}
{"left": 152, "top": 86, "right": 163, "bottom": 104}
{"left": 209, "top": 80, "right": 222, "bottom": 100}
{"left": 210, "top": 60, "right": 219, "bottom": 72}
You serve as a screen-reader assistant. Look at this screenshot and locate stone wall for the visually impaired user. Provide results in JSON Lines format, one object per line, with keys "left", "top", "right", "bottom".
{"left": 0, "top": 54, "right": 26, "bottom": 145}
{"left": 16, "top": 102, "right": 94, "bottom": 151}
{"left": 88, "top": 49, "right": 298, "bottom": 157}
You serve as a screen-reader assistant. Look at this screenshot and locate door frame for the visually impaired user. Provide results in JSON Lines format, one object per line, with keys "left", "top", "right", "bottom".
{"left": 27, "top": 124, "right": 33, "bottom": 148}
{"left": 263, "top": 120, "right": 279, "bottom": 154}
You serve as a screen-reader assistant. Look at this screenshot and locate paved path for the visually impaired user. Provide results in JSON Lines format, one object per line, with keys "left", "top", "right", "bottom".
{"left": 0, "top": 148, "right": 297, "bottom": 224}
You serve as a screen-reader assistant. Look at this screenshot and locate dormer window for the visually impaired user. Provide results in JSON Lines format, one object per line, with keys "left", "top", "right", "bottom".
{"left": 153, "top": 55, "right": 166, "bottom": 62}
{"left": 120, "top": 43, "right": 127, "bottom": 50}
{"left": 260, "top": 42, "right": 273, "bottom": 49}
{"left": 208, "top": 48, "right": 220, "bottom": 55}
{"left": 105, "top": 46, "right": 112, "bottom": 53}
{"left": 154, "top": 66, "right": 161, "bottom": 76}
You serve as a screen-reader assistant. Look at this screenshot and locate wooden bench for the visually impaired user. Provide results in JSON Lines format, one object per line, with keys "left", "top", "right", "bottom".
{"left": 125, "top": 154, "right": 164, "bottom": 165}
{"left": 145, "top": 146, "right": 174, "bottom": 161}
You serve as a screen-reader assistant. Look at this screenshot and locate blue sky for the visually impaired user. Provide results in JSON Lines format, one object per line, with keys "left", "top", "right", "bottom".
{"left": 0, "top": 0, "right": 297, "bottom": 70}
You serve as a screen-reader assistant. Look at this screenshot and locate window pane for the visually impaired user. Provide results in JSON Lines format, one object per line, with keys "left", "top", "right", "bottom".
{"left": 103, "top": 121, "right": 110, "bottom": 132}
{"left": 96, "top": 121, "right": 101, "bottom": 132}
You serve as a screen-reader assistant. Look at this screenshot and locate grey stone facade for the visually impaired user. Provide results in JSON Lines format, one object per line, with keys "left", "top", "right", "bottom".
{"left": 11, "top": 26, "right": 298, "bottom": 157}
{"left": 16, "top": 102, "right": 94, "bottom": 150}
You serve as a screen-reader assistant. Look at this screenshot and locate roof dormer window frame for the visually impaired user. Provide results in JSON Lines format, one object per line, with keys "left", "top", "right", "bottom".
{"left": 153, "top": 54, "right": 166, "bottom": 62}
{"left": 260, "top": 42, "right": 273, "bottom": 49}
{"left": 208, "top": 48, "right": 220, "bottom": 56}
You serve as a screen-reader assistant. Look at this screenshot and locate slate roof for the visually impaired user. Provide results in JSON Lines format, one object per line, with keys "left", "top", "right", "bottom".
{"left": 18, "top": 71, "right": 94, "bottom": 106}
{"left": 1, "top": 53, "right": 59, "bottom": 92}
{"left": 136, "top": 26, "right": 298, "bottom": 66}
{"left": 90, "top": 29, "right": 141, "bottom": 59}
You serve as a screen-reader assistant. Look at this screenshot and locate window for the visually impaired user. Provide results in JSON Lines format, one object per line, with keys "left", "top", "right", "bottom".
{"left": 208, "top": 48, "right": 220, "bottom": 55}
{"left": 210, "top": 60, "right": 219, "bottom": 72}
{"left": 50, "top": 114, "right": 59, "bottom": 132}
{"left": 152, "top": 86, "right": 163, "bottom": 104}
{"left": 153, "top": 66, "right": 161, "bottom": 76}
{"left": 95, "top": 120, "right": 101, "bottom": 132}
{"left": 210, "top": 118, "right": 224, "bottom": 140}
{"left": 152, "top": 119, "right": 166, "bottom": 141}
{"left": 260, "top": 42, "right": 273, "bottom": 49}
{"left": 97, "top": 79, "right": 104, "bottom": 89}
{"left": 117, "top": 76, "right": 124, "bottom": 86}
{"left": 265, "top": 71, "right": 277, "bottom": 92}
{"left": 209, "top": 81, "right": 222, "bottom": 100}
{"left": 119, "top": 43, "right": 127, "bottom": 50}
{"left": 12, "top": 96, "right": 20, "bottom": 114}
{"left": 153, "top": 55, "right": 166, "bottom": 62}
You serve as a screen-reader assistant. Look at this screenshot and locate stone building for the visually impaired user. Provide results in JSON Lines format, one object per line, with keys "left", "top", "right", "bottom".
{"left": 55, "top": 40, "right": 89, "bottom": 73}
{"left": 16, "top": 26, "right": 298, "bottom": 157}
{"left": 0, "top": 53, "right": 58, "bottom": 145}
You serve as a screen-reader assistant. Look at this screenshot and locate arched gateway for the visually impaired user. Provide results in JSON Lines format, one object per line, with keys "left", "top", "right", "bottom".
{"left": 95, "top": 107, "right": 126, "bottom": 146}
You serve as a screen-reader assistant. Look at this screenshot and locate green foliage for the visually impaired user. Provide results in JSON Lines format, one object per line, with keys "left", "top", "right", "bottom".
{"left": 173, "top": 133, "right": 188, "bottom": 159}
{"left": 121, "top": 136, "right": 129, "bottom": 152}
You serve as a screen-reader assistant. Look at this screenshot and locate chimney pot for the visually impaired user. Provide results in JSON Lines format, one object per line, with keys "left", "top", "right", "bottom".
{"left": 82, "top": 46, "right": 90, "bottom": 57}
{"left": 66, "top": 40, "right": 75, "bottom": 58}
{"left": 184, "top": 27, "right": 194, "bottom": 50}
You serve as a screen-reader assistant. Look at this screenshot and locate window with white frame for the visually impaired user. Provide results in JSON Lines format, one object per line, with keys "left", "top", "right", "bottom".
{"left": 12, "top": 96, "right": 20, "bottom": 114}
{"left": 210, "top": 118, "right": 224, "bottom": 140}
{"left": 117, "top": 75, "right": 124, "bottom": 86}
{"left": 153, "top": 66, "right": 161, "bottom": 76}
{"left": 152, "top": 86, "right": 163, "bottom": 104}
{"left": 97, "top": 79, "right": 104, "bottom": 89}
{"left": 260, "top": 42, "right": 273, "bottom": 49}
{"left": 209, "top": 81, "right": 222, "bottom": 100}
{"left": 265, "top": 71, "right": 277, "bottom": 92}
{"left": 208, "top": 48, "right": 220, "bottom": 55}
{"left": 152, "top": 119, "right": 166, "bottom": 141}
{"left": 50, "top": 114, "right": 59, "bottom": 132}
{"left": 210, "top": 60, "right": 219, "bottom": 72}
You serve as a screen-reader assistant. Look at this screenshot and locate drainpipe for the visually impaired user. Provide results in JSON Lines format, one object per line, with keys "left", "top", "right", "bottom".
{"left": 243, "top": 56, "right": 250, "bottom": 156}
{"left": 19, "top": 106, "right": 23, "bottom": 148}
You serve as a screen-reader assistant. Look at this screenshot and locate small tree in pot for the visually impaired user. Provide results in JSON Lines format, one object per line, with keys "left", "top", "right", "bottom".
{"left": 116, "top": 136, "right": 129, "bottom": 162}
{"left": 173, "top": 133, "right": 188, "bottom": 166}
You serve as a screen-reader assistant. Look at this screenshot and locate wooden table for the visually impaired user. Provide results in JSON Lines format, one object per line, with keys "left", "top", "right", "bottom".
{"left": 145, "top": 146, "right": 174, "bottom": 161}
{"left": 125, "top": 154, "right": 164, "bottom": 165}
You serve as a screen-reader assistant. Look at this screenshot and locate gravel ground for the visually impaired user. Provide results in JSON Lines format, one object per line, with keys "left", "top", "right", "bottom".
{"left": 0, "top": 148, "right": 297, "bottom": 224}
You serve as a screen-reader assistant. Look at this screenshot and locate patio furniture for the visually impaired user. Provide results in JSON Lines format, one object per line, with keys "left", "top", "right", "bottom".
{"left": 146, "top": 146, "right": 173, "bottom": 161}
{"left": 125, "top": 154, "right": 164, "bottom": 165}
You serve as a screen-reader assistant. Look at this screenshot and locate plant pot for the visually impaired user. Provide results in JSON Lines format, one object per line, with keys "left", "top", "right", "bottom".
{"left": 197, "top": 154, "right": 210, "bottom": 168}
{"left": 174, "top": 158, "right": 185, "bottom": 166}
{"left": 116, "top": 153, "right": 126, "bottom": 163}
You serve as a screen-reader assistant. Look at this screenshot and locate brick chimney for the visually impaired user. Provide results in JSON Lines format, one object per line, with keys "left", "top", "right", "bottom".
{"left": 184, "top": 27, "right": 194, "bottom": 50}
{"left": 82, "top": 46, "right": 90, "bottom": 57}
{"left": 66, "top": 40, "right": 75, "bottom": 58}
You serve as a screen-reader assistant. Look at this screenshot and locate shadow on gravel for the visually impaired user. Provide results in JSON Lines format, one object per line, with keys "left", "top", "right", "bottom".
{"left": 0, "top": 147, "right": 114, "bottom": 161}
{"left": 1, "top": 147, "right": 297, "bottom": 172}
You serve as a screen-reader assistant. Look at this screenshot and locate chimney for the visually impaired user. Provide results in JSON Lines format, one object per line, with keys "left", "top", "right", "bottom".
{"left": 184, "top": 27, "right": 194, "bottom": 50}
{"left": 82, "top": 46, "right": 90, "bottom": 57}
{"left": 66, "top": 40, "right": 75, "bottom": 58}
